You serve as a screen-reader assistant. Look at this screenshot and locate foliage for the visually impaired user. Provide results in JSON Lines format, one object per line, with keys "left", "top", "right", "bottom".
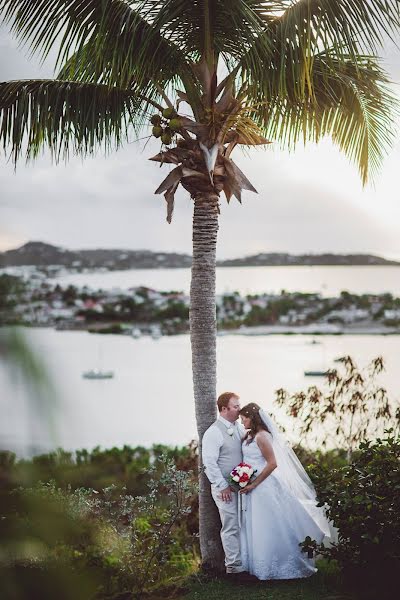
{"left": 4, "top": 437, "right": 393, "bottom": 598}
{"left": 276, "top": 356, "right": 400, "bottom": 457}
{"left": 373, "top": 293, "right": 400, "bottom": 320}
{"left": 87, "top": 322, "right": 126, "bottom": 334}
{"left": 1, "top": 1, "right": 399, "bottom": 195}
{"left": 305, "top": 434, "right": 400, "bottom": 597}
{"left": 0, "top": 274, "right": 26, "bottom": 322}
{"left": 9, "top": 282, "right": 400, "bottom": 333}
{"left": 243, "top": 296, "right": 299, "bottom": 325}
{"left": 0, "top": 327, "right": 57, "bottom": 431}
{"left": 0, "top": 456, "right": 198, "bottom": 599}
{"left": 294, "top": 445, "right": 349, "bottom": 473}
{"left": 156, "top": 302, "right": 190, "bottom": 321}
{"left": 1, "top": 442, "right": 198, "bottom": 497}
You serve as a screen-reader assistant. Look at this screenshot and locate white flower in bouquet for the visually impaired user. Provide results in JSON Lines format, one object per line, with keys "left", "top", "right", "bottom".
{"left": 229, "top": 462, "right": 257, "bottom": 490}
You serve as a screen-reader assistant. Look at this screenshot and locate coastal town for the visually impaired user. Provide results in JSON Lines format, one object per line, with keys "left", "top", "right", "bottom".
{"left": 1, "top": 267, "right": 400, "bottom": 337}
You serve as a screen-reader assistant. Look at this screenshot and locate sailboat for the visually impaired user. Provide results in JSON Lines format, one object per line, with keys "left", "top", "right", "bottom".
{"left": 82, "top": 344, "right": 114, "bottom": 379}
{"left": 304, "top": 369, "right": 328, "bottom": 377}
{"left": 82, "top": 368, "right": 114, "bottom": 380}
{"left": 304, "top": 338, "right": 329, "bottom": 377}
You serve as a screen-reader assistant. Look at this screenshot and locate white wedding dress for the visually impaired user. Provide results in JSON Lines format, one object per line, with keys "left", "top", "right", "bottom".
{"left": 240, "top": 435, "right": 325, "bottom": 580}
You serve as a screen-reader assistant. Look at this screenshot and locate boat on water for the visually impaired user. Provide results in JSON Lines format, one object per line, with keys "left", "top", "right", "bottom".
{"left": 304, "top": 338, "right": 329, "bottom": 376}
{"left": 304, "top": 370, "right": 328, "bottom": 377}
{"left": 82, "top": 368, "right": 114, "bottom": 380}
{"left": 82, "top": 343, "right": 114, "bottom": 379}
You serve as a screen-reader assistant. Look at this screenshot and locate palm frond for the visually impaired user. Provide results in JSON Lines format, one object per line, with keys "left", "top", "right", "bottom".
{"left": 239, "top": 0, "right": 400, "bottom": 106}
{"left": 56, "top": 39, "right": 181, "bottom": 121}
{"left": 142, "top": 0, "right": 268, "bottom": 64}
{"left": 1, "top": 0, "right": 399, "bottom": 187}
{"left": 253, "top": 54, "right": 398, "bottom": 184}
{"left": 260, "top": 0, "right": 400, "bottom": 56}
{"left": 0, "top": 0, "right": 191, "bottom": 87}
{"left": 0, "top": 79, "right": 145, "bottom": 162}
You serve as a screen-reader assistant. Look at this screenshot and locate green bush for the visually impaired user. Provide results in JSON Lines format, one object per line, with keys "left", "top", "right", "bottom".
{"left": 156, "top": 301, "right": 189, "bottom": 320}
{"left": 309, "top": 433, "right": 400, "bottom": 595}
{"left": 0, "top": 457, "right": 198, "bottom": 599}
{"left": 0, "top": 443, "right": 198, "bottom": 496}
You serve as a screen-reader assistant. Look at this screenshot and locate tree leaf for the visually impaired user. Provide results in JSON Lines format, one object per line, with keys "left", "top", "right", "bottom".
{"left": 164, "top": 181, "right": 179, "bottom": 223}
{"left": 199, "top": 142, "right": 219, "bottom": 180}
{"left": 154, "top": 166, "right": 182, "bottom": 194}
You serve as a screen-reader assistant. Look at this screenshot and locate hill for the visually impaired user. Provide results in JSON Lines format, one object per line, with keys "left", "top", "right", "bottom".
{"left": 1, "top": 242, "right": 398, "bottom": 269}
{"left": 0, "top": 241, "right": 192, "bottom": 269}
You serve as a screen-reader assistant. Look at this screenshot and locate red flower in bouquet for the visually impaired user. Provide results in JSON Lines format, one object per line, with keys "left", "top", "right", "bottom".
{"left": 229, "top": 463, "right": 257, "bottom": 489}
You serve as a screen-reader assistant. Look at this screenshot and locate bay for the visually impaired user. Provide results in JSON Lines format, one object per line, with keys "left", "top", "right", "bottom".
{"left": 1, "top": 327, "right": 399, "bottom": 457}
{"left": 53, "top": 265, "right": 400, "bottom": 297}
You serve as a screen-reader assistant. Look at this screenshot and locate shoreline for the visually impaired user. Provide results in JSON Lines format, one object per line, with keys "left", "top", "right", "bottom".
{"left": 3, "top": 322, "right": 400, "bottom": 337}
{"left": 221, "top": 324, "right": 400, "bottom": 336}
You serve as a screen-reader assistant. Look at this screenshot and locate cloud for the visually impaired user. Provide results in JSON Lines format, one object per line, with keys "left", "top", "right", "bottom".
{"left": 219, "top": 163, "right": 399, "bottom": 258}
{"left": 1, "top": 26, "right": 400, "bottom": 259}
{"left": 0, "top": 143, "right": 193, "bottom": 252}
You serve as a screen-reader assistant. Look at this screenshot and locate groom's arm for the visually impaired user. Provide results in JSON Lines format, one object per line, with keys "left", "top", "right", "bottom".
{"left": 202, "top": 426, "right": 228, "bottom": 491}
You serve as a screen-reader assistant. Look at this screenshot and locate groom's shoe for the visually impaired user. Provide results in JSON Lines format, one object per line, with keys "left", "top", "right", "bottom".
{"left": 225, "top": 571, "right": 259, "bottom": 584}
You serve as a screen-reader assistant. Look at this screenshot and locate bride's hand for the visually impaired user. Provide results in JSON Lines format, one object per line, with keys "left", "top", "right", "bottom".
{"left": 240, "top": 483, "right": 256, "bottom": 494}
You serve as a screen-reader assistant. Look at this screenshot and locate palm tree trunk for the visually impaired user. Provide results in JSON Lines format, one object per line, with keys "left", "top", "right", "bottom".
{"left": 190, "top": 192, "right": 224, "bottom": 571}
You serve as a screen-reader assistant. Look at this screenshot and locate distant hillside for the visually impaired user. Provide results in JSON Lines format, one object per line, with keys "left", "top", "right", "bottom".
{"left": 0, "top": 242, "right": 192, "bottom": 269}
{"left": 1, "top": 242, "right": 398, "bottom": 269}
{"left": 219, "top": 252, "right": 400, "bottom": 267}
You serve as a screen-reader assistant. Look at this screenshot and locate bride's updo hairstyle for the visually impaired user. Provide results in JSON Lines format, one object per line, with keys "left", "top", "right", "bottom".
{"left": 240, "top": 402, "right": 271, "bottom": 442}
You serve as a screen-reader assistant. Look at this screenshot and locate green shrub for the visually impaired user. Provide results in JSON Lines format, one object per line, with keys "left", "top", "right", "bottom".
{"left": 0, "top": 457, "right": 198, "bottom": 599}
{"left": 0, "top": 443, "right": 198, "bottom": 496}
{"left": 308, "top": 433, "right": 400, "bottom": 596}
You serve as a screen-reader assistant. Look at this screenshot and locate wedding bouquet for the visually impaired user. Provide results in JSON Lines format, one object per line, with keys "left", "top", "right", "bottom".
{"left": 229, "top": 462, "right": 257, "bottom": 490}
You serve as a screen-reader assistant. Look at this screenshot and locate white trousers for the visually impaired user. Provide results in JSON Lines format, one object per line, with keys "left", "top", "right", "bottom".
{"left": 211, "top": 484, "right": 244, "bottom": 573}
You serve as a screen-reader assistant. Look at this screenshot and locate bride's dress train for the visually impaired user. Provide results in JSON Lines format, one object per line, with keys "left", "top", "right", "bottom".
{"left": 240, "top": 437, "right": 326, "bottom": 580}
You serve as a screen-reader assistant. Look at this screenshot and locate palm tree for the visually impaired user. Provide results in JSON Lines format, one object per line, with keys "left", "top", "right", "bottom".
{"left": 1, "top": 0, "right": 399, "bottom": 570}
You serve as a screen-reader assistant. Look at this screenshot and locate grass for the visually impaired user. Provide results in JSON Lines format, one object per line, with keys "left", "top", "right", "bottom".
{"left": 179, "top": 560, "right": 355, "bottom": 600}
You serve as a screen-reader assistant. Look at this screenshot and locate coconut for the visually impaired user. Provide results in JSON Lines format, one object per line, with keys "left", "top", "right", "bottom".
{"left": 162, "top": 107, "right": 176, "bottom": 119}
{"left": 161, "top": 133, "right": 172, "bottom": 145}
{"left": 169, "top": 118, "right": 181, "bottom": 131}
{"left": 152, "top": 126, "right": 163, "bottom": 138}
{"left": 150, "top": 114, "right": 162, "bottom": 126}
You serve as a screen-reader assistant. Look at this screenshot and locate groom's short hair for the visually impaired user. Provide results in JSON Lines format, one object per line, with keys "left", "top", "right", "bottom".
{"left": 217, "top": 392, "right": 239, "bottom": 412}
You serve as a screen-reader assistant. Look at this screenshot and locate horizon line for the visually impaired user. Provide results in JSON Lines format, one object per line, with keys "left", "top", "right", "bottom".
{"left": 1, "top": 239, "right": 400, "bottom": 263}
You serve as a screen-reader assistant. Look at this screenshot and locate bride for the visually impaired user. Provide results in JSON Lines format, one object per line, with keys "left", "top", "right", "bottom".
{"left": 238, "top": 402, "right": 331, "bottom": 581}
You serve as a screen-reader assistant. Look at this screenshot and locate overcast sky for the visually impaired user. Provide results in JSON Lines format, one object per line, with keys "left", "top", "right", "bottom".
{"left": 1, "top": 25, "right": 399, "bottom": 260}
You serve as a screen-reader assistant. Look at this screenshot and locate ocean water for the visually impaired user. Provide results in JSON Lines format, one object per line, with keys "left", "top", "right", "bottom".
{"left": 1, "top": 327, "right": 399, "bottom": 457}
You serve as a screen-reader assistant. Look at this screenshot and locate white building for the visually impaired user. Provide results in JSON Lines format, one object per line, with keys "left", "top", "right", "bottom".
{"left": 383, "top": 309, "right": 400, "bottom": 320}
{"left": 324, "top": 307, "right": 370, "bottom": 323}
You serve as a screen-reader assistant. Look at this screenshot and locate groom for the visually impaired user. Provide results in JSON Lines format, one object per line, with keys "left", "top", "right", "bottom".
{"left": 202, "top": 392, "right": 257, "bottom": 583}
